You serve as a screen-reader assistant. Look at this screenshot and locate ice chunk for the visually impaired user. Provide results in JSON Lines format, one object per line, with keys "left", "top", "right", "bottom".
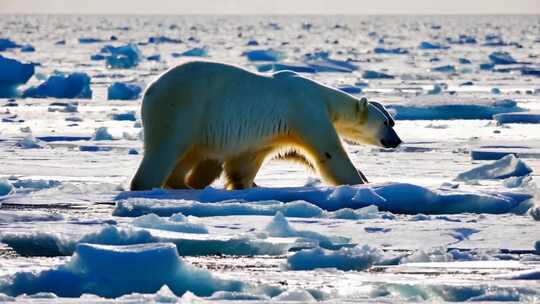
{"left": 0, "top": 243, "right": 243, "bottom": 298}
{"left": 362, "top": 70, "right": 394, "bottom": 79}
{"left": 20, "top": 45, "right": 35, "bottom": 52}
{"left": 265, "top": 212, "right": 349, "bottom": 249}
{"left": 446, "top": 35, "right": 476, "bottom": 45}
{"left": 522, "top": 67, "right": 540, "bottom": 76}
{"left": 272, "top": 289, "right": 316, "bottom": 302}
{"left": 374, "top": 47, "right": 408, "bottom": 54}
{"left": 455, "top": 154, "right": 532, "bottom": 181}
{"left": 497, "top": 268, "right": 540, "bottom": 280}
{"left": 400, "top": 246, "right": 453, "bottom": 263}
{"left": 131, "top": 213, "right": 208, "bottom": 234}
{"left": 494, "top": 111, "right": 540, "bottom": 124}
{"left": 303, "top": 52, "right": 358, "bottom": 73}
{"left": 0, "top": 55, "right": 35, "bottom": 98}
{"left": 529, "top": 207, "right": 540, "bottom": 221}
{"left": 419, "top": 41, "right": 449, "bottom": 50}
{"left": 257, "top": 63, "right": 316, "bottom": 73}
{"left": 387, "top": 98, "right": 526, "bottom": 120}
{"left": 22, "top": 72, "right": 92, "bottom": 99}
{"left": 92, "top": 127, "right": 114, "bottom": 141}
{"left": 107, "top": 82, "right": 142, "bottom": 100}
{"left": 148, "top": 36, "right": 181, "bottom": 44}
{"left": 427, "top": 84, "right": 443, "bottom": 95}
{"left": 16, "top": 135, "right": 47, "bottom": 149}
{"left": 0, "top": 38, "right": 21, "bottom": 51}
{"left": 0, "top": 211, "right": 64, "bottom": 223}
{"left": 146, "top": 54, "right": 160, "bottom": 61}
{"left": 110, "top": 111, "right": 137, "bottom": 121}
{"left": 12, "top": 179, "right": 61, "bottom": 190}
{"left": 489, "top": 51, "right": 517, "bottom": 65}
{"left": 173, "top": 47, "right": 208, "bottom": 57}
{"left": 431, "top": 65, "right": 455, "bottom": 73}
{"left": 287, "top": 245, "right": 384, "bottom": 271}
{"left": 101, "top": 43, "right": 142, "bottom": 69}
{"left": 0, "top": 178, "right": 14, "bottom": 197}
{"left": 338, "top": 85, "right": 362, "bottom": 94}
{"left": 330, "top": 205, "right": 380, "bottom": 220}
{"left": 243, "top": 49, "right": 282, "bottom": 62}
{"left": 90, "top": 54, "right": 105, "bottom": 61}
{"left": 78, "top": 38, "right": 104, "bottom": 44}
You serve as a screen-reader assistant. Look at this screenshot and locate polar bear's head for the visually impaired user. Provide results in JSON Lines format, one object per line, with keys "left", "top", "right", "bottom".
{"left": 338, "top": 98, "right": 402, "bottom": 148}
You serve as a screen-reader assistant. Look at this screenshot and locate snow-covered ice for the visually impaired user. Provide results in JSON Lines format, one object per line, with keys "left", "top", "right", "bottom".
{"left": 0, "top": 14, "right": 539, "bottom": 303}
{"left": 455, "top": 154, "right": 533, "bottom": 181}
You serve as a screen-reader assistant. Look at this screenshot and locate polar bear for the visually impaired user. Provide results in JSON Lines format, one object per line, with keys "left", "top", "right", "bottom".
{"left": 130, "top": 60, "right": 401, "bottom": 191}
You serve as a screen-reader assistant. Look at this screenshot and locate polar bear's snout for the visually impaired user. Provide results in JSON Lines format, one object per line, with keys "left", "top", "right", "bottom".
{"left": 380, "top": 127, "right": 402, "bottom": 148}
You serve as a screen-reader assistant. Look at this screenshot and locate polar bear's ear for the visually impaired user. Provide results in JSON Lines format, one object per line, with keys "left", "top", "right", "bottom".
{"left": 355, "top": 97, "right": 368, "bottom": 116}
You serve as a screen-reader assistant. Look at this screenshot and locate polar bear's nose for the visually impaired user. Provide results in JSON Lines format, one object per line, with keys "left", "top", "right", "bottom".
{"left": 380, "top": 138, "right": 401, "bottom": 148}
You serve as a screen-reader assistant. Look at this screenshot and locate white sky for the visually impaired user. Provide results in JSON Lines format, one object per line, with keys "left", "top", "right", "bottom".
{"left": 0, "top": 0, "right": 539, "bottom": 15}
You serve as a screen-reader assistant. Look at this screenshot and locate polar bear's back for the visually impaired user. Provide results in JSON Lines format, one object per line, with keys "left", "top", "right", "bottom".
{"left": 141, "top": 61, "right": 312, "bottom": 155}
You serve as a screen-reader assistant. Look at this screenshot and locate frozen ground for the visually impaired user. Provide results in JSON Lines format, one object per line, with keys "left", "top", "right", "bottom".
{"left": 0, "top": 15, "right": 539, "bottom": 302}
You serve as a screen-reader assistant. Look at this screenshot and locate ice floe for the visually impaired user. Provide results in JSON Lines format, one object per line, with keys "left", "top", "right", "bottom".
{"left": 0, "top": 55, "right": 35, "bottom": 98}
{"left": 419, "top": 41, "right": 449, "bottom": 50}
{"left": 265, "top": 212, "right": 349, "bottom": 249}
{"left": 173, "top": 47, "right": 209, "bottom": 57}
{"left": 387, "top": 98, "right": 526, "bottom": 120}
{"left": 257, "top": 63, "right": 316, "bottom": 73}
{"left": 0, "top": 178, "right": 14, "bottom": 198}
{"left": 116, "top": 182, "right": 533, "bottom": 215}
{"left": 455, "top": 154, "right": 532, "bottom": 181}
{"left": 0, "top": 38, "right": 21, "bottom": 51}
{"left": 489, "top": 51, "right": 517, "bottom": 65}
{"left": 303, "top": 52, "right": 358, "bottom": 73}
{"left": 107, "top": 82, "right": 142, "bottom": 100}
{"left": 101, "top": 43, "right": 142, "bottom": 69}
{"left": 287, "top": 245, "right": 386, "bottom": 271}
{"left": 131, "top": 213, "right": 208, "bottom": 234}
{"left": 494, "top": 111, "right": 540, "bottom": 124}
{"left": 16, "top": 134, "right": 47, "bottom": 149}
{"left": 22, "top": 72, "right": 92, "bottom": 99}
{"left": 243, "top": 49, "right": 282, "bottom": 62}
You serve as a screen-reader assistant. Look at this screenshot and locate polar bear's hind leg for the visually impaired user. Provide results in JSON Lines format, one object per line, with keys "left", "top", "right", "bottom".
{"left": 186, "top": 159, "right": 223, "bottom": 189}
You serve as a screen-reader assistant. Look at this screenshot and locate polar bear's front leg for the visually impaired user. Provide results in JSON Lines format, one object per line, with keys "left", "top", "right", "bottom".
{"left": 130, "top": 141, "right": 190, "bottom": 191}
{"left": 293, "top": 118, "right": 364, "bottom": 186}
{"left": 223, "top": 150, "right": 267, "bottom": 190}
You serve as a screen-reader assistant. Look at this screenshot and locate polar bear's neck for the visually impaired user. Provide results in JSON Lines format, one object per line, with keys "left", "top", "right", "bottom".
{"left": 322, "top": 86, "right": 360, "bottom": 124}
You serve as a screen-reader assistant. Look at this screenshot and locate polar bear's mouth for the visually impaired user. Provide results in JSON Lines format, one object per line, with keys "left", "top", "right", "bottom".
{"left": 344, "top": 139, "right": 362, "bottom": 146}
